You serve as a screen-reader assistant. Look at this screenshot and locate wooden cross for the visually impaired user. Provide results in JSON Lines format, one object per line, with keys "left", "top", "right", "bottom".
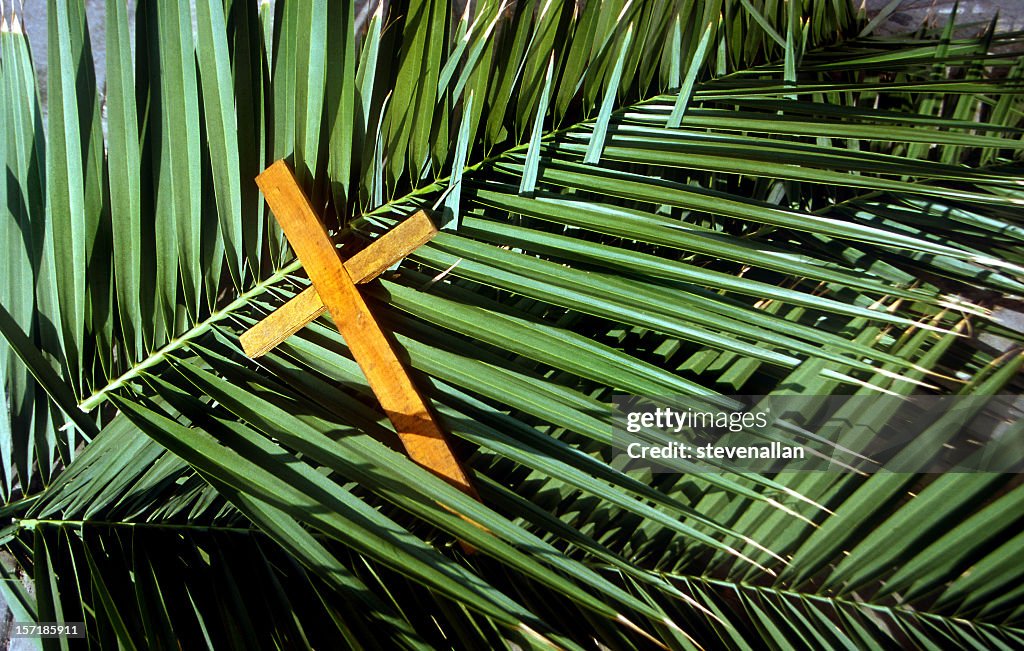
{"left": 241, "top": 160, "right": 478, "bottom": 501}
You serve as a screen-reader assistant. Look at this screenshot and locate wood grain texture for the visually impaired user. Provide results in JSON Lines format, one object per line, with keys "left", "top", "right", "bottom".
{"left": 254, "top": 160, "right": 477, "bottom": 499}
{"left": 240, "top": 210, "right": 437, "bottom": 358}
{"left": 240, "top": 287, "right": 325, "bottom": 358}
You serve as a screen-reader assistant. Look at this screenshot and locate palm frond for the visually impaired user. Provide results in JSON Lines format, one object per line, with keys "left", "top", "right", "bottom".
{"left": 1, "top": 0, "right": 1022, "bottom": 647}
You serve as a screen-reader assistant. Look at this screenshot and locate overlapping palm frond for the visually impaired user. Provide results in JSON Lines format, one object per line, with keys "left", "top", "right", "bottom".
{"left": 1, "top": 0, "right": 1023, "bottom": 647}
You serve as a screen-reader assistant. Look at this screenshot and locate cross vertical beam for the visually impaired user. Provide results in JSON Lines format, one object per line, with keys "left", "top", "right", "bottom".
{"left": 254, "top": 160, "right": 477, "bottom": 499}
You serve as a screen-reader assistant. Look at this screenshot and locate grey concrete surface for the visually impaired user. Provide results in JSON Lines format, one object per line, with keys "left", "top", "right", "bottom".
{"left": 864, "top": 0, "right": 1024, "bottom": 35}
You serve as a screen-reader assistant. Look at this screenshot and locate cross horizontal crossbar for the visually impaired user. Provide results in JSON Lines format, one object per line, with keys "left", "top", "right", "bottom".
{"left": 240, "top": 210, "right": 437, "bottom": 358}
